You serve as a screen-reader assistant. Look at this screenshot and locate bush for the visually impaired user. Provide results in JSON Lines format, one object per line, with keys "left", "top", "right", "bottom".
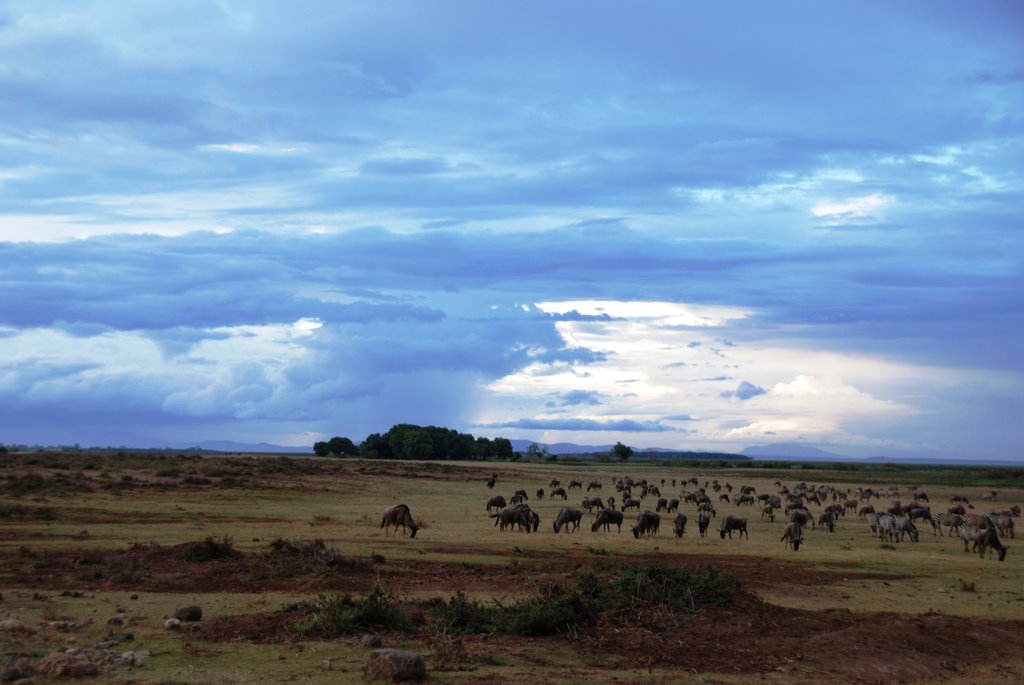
{"left": 182, "top": 536, "right": 242, "bottom": 563}
{"left": 429, "top": 590, "right": 497, "bottom": 634}
{"left": 294, "top": 586, "right": 415, "bottom": 637}
{"left": 497, "top": 573, "right": 609, "bottom": 636}
{"left": 610, "top": 564, "right": 739, "bottom": 609}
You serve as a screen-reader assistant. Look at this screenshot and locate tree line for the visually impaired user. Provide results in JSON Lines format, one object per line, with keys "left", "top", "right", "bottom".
{"left": 313, "top": 424, "right": 514, "bottom": 461}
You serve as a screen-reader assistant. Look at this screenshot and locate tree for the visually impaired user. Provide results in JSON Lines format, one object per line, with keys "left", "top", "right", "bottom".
{"left": 612, "top": 441, "right": 633, "bottom": 462}
{"left": 312, "top": 441, "right": 330, "bottom": 457}
{"left": 327, "top": 436, "right": 358, "bottom": 457}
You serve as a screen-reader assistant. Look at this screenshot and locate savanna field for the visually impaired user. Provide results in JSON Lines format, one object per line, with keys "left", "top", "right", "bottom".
{"left": 1, "top": 452, "right": 1022, "bottom": 684}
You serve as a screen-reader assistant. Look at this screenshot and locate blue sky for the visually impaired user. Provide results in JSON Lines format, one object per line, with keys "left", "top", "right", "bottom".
{"left": 1, "top": 2, "right": 1022, "bottom": 458}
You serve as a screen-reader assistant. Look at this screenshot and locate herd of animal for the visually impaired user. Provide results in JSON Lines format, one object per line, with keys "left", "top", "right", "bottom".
{"left": 380, "top": 473, "right": 1016, "bottom": 562}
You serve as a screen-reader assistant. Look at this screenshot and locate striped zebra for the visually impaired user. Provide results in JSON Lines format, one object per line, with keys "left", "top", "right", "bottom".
{"left": 930, "top": 512, "right": 963, "bottom": 536}
{"left": 878, "top": 514, "right": 919, "bottom": 543}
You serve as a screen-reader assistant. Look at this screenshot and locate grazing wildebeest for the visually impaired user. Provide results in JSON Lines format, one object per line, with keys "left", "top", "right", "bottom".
{"left": 486, "top": 495, "right": 507, "bottom": 513}
{"left": 973, "top": 527, "right": 1008, "bottom": 561}
{"left": 587, "top": 480, "right": 602, "bottom": 492}
{"left": 581, "top": 496, "right": 604, "bottom": 513}
{"left": 550, "top": 486, "right": 568, "bottom": 500}
{"left": 632, "top": 511, "right": 660, "bottom": 538}
{"left": 486, "top": 474, "right": 496, "bottom": 488}
{"left": 673, "top": 512, "right": 688, "bottom": 538}
{"left": 591, "top": 508, "right": 624, "bottom": 533}
{"left": 549, "top": 479, "right": 560, "bottom": 489}
{"left": 568, "top": 480, "right": 583, "bottom": 490}
{"left": 380, "top": 504, "right": 419, "bottom": 538}
{"left": 719, "top": 515, "right": 748, "bottom": 540}
{"left": 536, "top": 488, "right": 545, "bottom": 501}
{"left": 492, "top": 504, "right": 536, "bottom": 533}
{"left": 761, "top": 505, "right": 775, "bottom": 522}
{"left": 655, "top": 497, "right": 669, "bottom": 512}
{"left": 697, "top": 512, "right": 710, "bottom": 537}
{"left": 780, "top": 522, "right": 803, "bottom": 550}
{"left": 621, "top": 497, "right": 641, "bottom": 511}
{"left": 553, "top": 506, "right": 583, "bottom": 533}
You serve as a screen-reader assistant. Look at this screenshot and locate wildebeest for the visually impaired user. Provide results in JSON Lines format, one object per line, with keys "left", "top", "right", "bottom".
{"left": 780, "top": 522, "right": 802, "bottom": 550}
{"left": 621, "top": 497, "right": 641, "bottom": 511}
{"left": 974, "top": 527, "right": 1008, "bottom": 561}
{"left": 719, "top": 515, "right": 748, "bottom": 540}
{"left": 632, "top": 511, "right": 660, "bottom": 538}
{"left": 581, "top": 496, "right": 604, "bottom": 512}
{"left": 553, "top": 506, "right": 583, "bottom": 533}
{"left": 486, "top": 473, "right": 496, "bottom": 488}
{"left": 673, "top": 512, "right": 688, "bottom": 538}
{"left": 587, "top": 480, "right": 602, "bottom": 491}
{"left": 536, "top": 488, "right": 545, "bottom": 500}
{"left": 492, "top": 504, "right": 536, "bottom": 532}
{"left": 380, "top": 504, "right": 419, "bottom": 538}
{"left": 486, "top": 495, "right": 507, "bottom": 513}
{"left": 550, "top": 486, "right": 568, "bottom": 500}
{"left": 698, "top": 512, "right": 710, "bottom": 537}
{"left": 655, "top": 497, "right": 669, "bottom": 512}
{"left": 568, "top": 480, "right": 583, "bottom": 490}
{"left": 591, "top": 508, "right": 625, "bottom": 533}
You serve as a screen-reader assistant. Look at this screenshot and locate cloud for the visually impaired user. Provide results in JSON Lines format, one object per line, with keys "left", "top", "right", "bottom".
{"left": 811, "top": 193, "right": 895, "bottom": 224}
{"left": 721, "top": 381, "right": 767, "bottom": 400}
{"left": 484, "top": 417, "right": 674, "bottom": 432}
{"left": 557, "top": 390, "right": 601, "bottom": 407}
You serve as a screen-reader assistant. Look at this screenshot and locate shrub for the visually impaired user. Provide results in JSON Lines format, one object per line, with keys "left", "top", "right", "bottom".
{"left": 610, "top": 564, "right": 739, "bottom": 609}
{"left": 429, "top": 590, "right": 497, "bottom": 635}
{"left": 294, "top": 586, "right": 414, "bottom": 637}
{"left": 182, "top": 536, "right": 242, "bottom": 563}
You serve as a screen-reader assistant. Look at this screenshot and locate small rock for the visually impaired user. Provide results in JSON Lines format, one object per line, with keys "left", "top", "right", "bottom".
{"left": 0, "top": 619, "right": 34, "bottom": 636}
{"left": 129, "top": 594, "right": 139, "bottom": 600}
{"left": 2, "top": 655, "right": 34, "bottom": 682}
{"left": 164, "top": 618, "right": 182, "bottom": 631}
{"left": 117, "top": 651, "right": 146, "bottom": 667}
{"left": 363, "top": 649, "right": 426, "bottom": 682}
{"left": 36, "top": 651, "right": 98, "bottom": 678}
{"left": 361, "top": 633, "right": 383, "bottom": 648}
{"left": 107, "top": 616, "right": 125, "bottom": 626}
{"left": 173, "top": 605, "right": 203, "bottom": 622}
{"left": 320, "top": 659, "right": 332, "bottom": 670}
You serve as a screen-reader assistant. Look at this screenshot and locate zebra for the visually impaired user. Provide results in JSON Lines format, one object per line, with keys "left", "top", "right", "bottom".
{"left": 930, "top": 512, "right": 963, "bottom": 536}
{"left": 877, "top": 514, "right": 919, "bottom": 543}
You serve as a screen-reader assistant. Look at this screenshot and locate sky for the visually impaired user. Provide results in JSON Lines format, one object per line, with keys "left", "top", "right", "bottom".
{"left": 1, "top": 2, "right": 1022, "bottom": 459}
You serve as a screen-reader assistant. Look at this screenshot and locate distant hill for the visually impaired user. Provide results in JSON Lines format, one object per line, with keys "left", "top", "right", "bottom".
{"left": 189, "top": 440, "right": 309, "bottom": 454}
{"left": 741, "top": 443, "right": 850, "bottom": 460}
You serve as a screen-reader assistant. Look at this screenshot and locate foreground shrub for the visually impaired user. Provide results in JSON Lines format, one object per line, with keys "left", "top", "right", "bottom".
{"left": 610, "top": 564, "right": 739, "bottom": 609}
{"left": 294, "top": 586, "right": 415, "bottom": 637}
{"left": 182, "top": 536, "right": 242, "bottom": 563}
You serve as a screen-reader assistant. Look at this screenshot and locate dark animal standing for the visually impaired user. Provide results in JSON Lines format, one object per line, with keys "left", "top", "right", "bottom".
{"left": 553, "top": 506, "right": 583, "bottom": 533}
{"left": 719, "top": 515, "right": 748, "bottom": 540}
{"left": 591, "top": 508, "right": 625, "bottom": 533}
{"left": 673, "top": 512, "right": 688, "bottom": 538}
{"left": 380, "top": 504, "right": 419, "bottom": 538}
{"left": 632, "top": 511, "right": 660, "bottom": 538}
{"left": 698, "top": 512, "right": 710, "bottom": 537}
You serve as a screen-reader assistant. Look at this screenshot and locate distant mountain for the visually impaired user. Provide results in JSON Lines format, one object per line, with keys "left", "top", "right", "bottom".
{"left": 190, "top": 440, "right": 310, "bottom": 454}
{"left": 741, "top": 443, "right": 850, "bottom": 460}
{"left": 510, "top": 439, "right": 614, "bottom": 454}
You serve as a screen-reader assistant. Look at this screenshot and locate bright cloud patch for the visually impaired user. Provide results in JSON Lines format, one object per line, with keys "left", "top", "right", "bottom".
{"left": 811, "top": 193, "right": 894, "bottom": 223}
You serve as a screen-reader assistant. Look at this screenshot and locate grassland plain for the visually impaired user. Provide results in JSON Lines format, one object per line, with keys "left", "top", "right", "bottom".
{"left": 1, "top": 451, "right": 1022, "bottom": 684}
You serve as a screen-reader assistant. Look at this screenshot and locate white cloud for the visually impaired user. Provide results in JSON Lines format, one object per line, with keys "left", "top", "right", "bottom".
{"left": 811, "top": 192, "right": 894, "bottom": 223}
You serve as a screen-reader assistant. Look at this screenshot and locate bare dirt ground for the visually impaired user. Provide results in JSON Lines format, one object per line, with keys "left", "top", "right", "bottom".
{"left": 3, "top": 541, "right": 1021, "bottom": 683}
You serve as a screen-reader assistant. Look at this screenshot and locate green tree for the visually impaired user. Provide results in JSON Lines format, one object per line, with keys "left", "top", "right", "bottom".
{"left": 327, "top": 436, "right": 358, "bottom": 457}
{"left": 492, "top": 437, "right": 513, "bottom": 460}
{"left": 612, "top": 441, "right": 633, "bottom": 462}
{"left": 313, "top": 441, "right": 330, "bottom": 457}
